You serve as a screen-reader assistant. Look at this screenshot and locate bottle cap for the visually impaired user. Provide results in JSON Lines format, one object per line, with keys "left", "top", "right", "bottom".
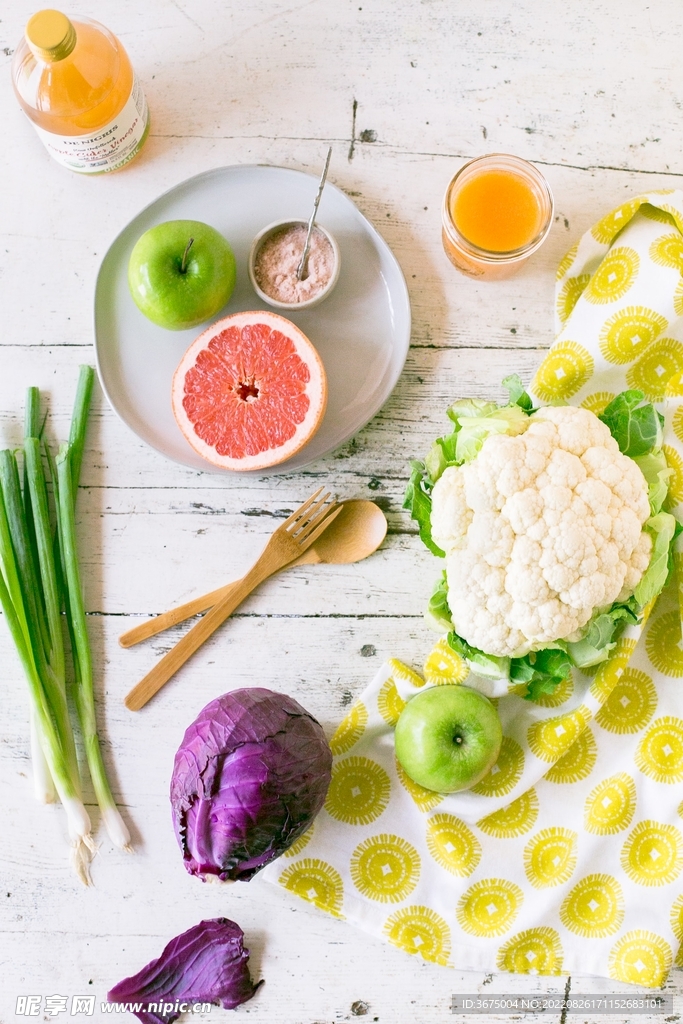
{"left": 25, "top": 9, "right": 77, "bottom": 62}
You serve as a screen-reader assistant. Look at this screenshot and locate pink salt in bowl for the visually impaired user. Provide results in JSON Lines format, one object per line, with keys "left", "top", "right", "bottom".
{"left": 248, "top": 219, "right": 341, "bottom": 310}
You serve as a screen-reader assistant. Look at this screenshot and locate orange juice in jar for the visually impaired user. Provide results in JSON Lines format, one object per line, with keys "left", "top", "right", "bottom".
{"left": 12, "top": 9, "right": 149, "bottom": 174}
{"left": 442, "top": 154, "right": 553, "bottom": 279}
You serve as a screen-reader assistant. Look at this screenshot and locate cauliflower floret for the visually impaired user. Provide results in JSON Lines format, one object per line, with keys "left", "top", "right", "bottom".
{"left": 618, "top": 530, "right": 653, "bottom": 601}
{"left": 502, "top": 488, "right": 544, "bottom": 534}
{"left": 532, "top": 404, "right": 616, "bottom": 456}
{"left": 430, "top": 405, "right": 653, "bottom": 658}
{"left": 430, "top": 466, "right": 473, "bottom": 551}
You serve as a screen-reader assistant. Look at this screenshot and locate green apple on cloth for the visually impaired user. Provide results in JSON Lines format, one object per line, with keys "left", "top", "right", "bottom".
{"left": 264, "top": 190, "right": 683, "bottom": 987}
{"left": 395, "top": 684, "right": 503, "bottom": 794}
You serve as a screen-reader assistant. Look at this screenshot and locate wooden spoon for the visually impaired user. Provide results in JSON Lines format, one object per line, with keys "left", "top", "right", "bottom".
{"left": 118, "top": 500, "right": 387, "bottom": 649}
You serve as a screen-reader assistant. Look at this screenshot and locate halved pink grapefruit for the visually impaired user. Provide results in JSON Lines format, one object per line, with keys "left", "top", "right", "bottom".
{"left": 172, "top": 311, "right": 327, "bottom": 471}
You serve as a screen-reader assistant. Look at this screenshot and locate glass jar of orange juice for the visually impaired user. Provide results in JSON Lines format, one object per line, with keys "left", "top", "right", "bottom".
{"left": 12, "top": 9, "right": 149, "bottom": 174}
{"left": 442, "top": 154, "right": 553, "bottom": 280}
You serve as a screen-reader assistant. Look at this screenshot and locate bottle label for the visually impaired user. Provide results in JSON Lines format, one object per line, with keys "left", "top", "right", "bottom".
{"left": 32, "top": 74, "right": 149, "bottom": 173}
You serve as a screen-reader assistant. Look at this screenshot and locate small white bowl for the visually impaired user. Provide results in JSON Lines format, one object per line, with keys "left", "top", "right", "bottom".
{"left": 248, "top": 219, "right": 341, "bottom": 310}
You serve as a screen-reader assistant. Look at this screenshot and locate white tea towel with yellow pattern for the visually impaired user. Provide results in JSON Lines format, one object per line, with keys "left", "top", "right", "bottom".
{"left": 264, "top": 191, "right": 683, "bottom": 986}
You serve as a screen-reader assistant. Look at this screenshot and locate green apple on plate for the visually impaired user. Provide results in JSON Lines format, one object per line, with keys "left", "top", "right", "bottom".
{"left": 394, "top": 685, "right": 502, "bottom": 793}
{"left": 128, "top": 219, "right": 236, "bottom": 330}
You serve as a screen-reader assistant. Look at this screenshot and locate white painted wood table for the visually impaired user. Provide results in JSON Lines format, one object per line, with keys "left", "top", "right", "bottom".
{"left": 3, "top": 1, "right": 683, "bottom": 1021}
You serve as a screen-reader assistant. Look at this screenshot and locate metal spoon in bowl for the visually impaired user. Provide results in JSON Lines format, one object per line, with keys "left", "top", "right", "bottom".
{"left": 118, "top": 499, "right": 387, "bottom": 648}
{"left": 296, "top": 146, "right": 333, "bottom": 281}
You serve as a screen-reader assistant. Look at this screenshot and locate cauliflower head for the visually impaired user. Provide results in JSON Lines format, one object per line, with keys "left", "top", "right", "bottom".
{"left": 430, "top": 405, "right": 653, "bottom": 658}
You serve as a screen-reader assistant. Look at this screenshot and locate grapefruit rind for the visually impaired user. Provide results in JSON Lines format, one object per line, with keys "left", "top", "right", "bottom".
{"left": 172, "top": 310, "right": 327, "bottom": 471}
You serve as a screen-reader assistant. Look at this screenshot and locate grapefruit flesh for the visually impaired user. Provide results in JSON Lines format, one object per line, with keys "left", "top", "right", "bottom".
{"left": 172, "top": 311, "right": 327, "bottom": 471}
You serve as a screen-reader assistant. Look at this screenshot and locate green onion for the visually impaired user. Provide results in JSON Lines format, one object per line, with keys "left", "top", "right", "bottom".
{"left": 23, "top": 388, "right": 57, "bottom": 803}
{"left": 0, "top": 366, "right": 130, "bottom": 880}
{"left": 56, "top": 444, "right": 131, "bottom": 852}
{"left": 0, "top": 481, "right": 93, "bottom": 881}
{"left": 68, "top": 365, "right": 95, "bottom": 493}
{"left": 24, "top": 438, "right": 80, "bottom": 786}
{"left": 30, "top": 709, "right": 56, "bottom": 804}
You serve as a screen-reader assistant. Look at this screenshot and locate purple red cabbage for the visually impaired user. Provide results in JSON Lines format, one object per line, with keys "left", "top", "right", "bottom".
{"left": 170, "top": 687, "right": 332, "bottom": 882}
{"left": 107, "top": 917, "right": 261, "bottom": 1023}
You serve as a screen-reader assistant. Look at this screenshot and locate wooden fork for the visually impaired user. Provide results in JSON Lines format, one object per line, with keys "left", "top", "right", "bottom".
{"left": 119, "top": 550, "right": 311, "bottom": 648}
{"left": 123, "top": 488, "right": 342, "bottom": 711}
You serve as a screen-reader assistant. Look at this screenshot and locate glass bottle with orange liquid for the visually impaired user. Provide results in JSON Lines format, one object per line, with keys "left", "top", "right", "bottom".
{"left": 442, "top": 154, "right": 553, "bottom": 279}
{"left": 12, "top": 9, "right": 149, "bottom": 174}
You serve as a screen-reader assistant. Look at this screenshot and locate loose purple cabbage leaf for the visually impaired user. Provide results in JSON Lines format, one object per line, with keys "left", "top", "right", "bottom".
{"left": 107, "top": 917, "right": 261, "bottom": 1024}
{"left": 171, "top": 687, "right": 332, "bottom": 882}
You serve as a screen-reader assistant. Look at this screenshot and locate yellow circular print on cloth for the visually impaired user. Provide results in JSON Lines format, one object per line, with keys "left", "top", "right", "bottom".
{"left": 673, "top": 406, "right": 683, "bottom": 446}
{"left": 663, "top": 444, "right": 683, "bottom": 507}
{"left": 636, "top": 717, "right": 683, "bottom": 783}
{"left": 329, "top": 701, "right": 368, "bottom": 755}
{"left": 279, "top": 858, "right": 344, "bottom": 916}
{"left": 496, "top": 927, "right": 564, "bottom": 976}
{"left": 640, "top": 204, "right": 678, "bottom": 226}
{"left": 544, "top": 729, "right": 598, "bottom": 782}
{"left": 589, "top": 638, "right": 638, "bottom": 701}
{"left": 456, "top": 879, "right": 523, "bottom": 938}
{"left": 668, "top": 371, "right": 683, "bottom": 398}
{"left": 674, "top": 277, "right": 683, "bottom": 318}
{"left": 556, "top": 275, "right": 591, "bottom": 324}
{"left": 677, "top": 552, "right": 683, "bottom": 598}
{"left": 595, "top": 668, "right": 657, "bottom": 734}
{"left": 598, "top": 306, "right": 668, "bottom": 364}
{"left": 649, "top": 233, "right": 683, "bottom": 271}
{"left": 659, "top": 202, "right": 683, "bottom": 226}
{"left": 387, "top": 658, "right": 425, "bottom": 690}
{"left": 608, "top": 931, "right": 672, "bottom": 987}
{"left": 671, "top": 894, "right": 683, "bottom": 964}
{"left": 527, "top": 706, "right": 591, "bottom": 763}
{"left": 471, "top": 736, "right": 525, "bottom": 797}
{"left": 283, "top": 824, "right": 314, "bottom": 858}
{"left": 544, "top": 727, "right": 597, "bottom": 784}
{"left": 591, "top": 200, "right": 642, "bottom": 245}
{"left": 395, "top": 758, "right": 443, "bottom": 812}
{"left": 560, "top": 874, "right": 624, "bottom": 938}
{"left": 621, "top": 820, "right": 683, "bottom": 886}
{"left": 532, "top": 341, "right": 594, "bottom": 402}
{"left": 584, "top": 773, "right": 637, "bottom": 835}
{"left": 423, "top": 637, "right": 468, "bottom": 685}
{"left": 325, "top": 756, "right": 391, "bottom": 825}
{"left": 581, "top": 391, "right": 616, "bottom": 416}
{"left": 351, "top": 834, "right": 420, "bottom": 903}
{"left": 671, "top": 892, "right": 683, "bottom": 942}
{"left": 556, "top": 243, "right": 579, "bottom": 281}
{"left": 426, "top": 813, "right": 481, "bottom": 877}
{"left": 383, "top": 905, "right": 451, "bottom": 966}
{"left": 524, "top": 828, "right": 578, "bottom": 888}
{"left": 584, "top": 247, "right": 639, "bottom": 304}
{"left": 477, "top": 789, "right": 540, "bottom": 839}
{"left": 627, "top": 338, "right": 683, "bottom": 401}
{"left": 378, "top": 678, "right": 407, "bottom": 726}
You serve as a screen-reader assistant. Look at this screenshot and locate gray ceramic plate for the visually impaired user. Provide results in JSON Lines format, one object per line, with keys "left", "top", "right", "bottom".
{"left": 94, "top": 164, "right": 411, "bottom": 474}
